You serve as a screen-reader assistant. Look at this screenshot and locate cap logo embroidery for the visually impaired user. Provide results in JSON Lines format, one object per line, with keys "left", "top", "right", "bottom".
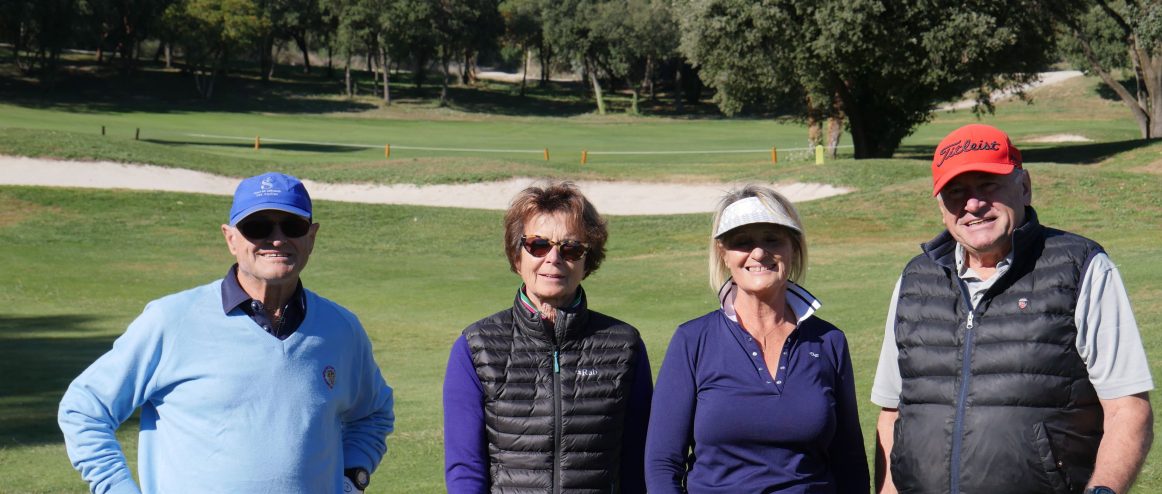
{"left": 323, "top": 366, "right": 336, "bottom": 389}
{"left": 936, "top": 139, "right": 1002, "bottom": 168}
{"left": 1018, "top": 298, "right": 1029, "bottom": 310}
{"left": 255, "top": 176, "right": 283, "bottom": 197}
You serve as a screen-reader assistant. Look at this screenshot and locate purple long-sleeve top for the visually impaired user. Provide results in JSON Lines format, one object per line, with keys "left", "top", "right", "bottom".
{"left": 645, "top": 282, "right": 869, "bottom": 494}
{"left": 443, "top": 335, "right": 653, "bottom": 493}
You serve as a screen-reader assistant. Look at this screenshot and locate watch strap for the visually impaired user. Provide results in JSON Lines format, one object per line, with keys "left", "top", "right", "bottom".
{"left": 344, "top": 467, "right": 370, "bottom": 490}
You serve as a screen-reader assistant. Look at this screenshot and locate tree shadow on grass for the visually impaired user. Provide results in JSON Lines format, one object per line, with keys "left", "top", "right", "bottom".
{"left": 142, "top": 138, "right": 373, "bottom": 154}
{"left": 0, "top": 61, "right": 377, "bottom": 116}
{"left": 0, "top": 314, "right": 128, "bottom": 447}
{"left": 894, "top": 139, "right": 1152, "bottom": 165}
{"left": 439, "top": 81, "right": 597, "bottom": 117}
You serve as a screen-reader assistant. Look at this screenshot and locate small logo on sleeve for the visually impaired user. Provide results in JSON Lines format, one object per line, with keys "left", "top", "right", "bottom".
{"left": 323, "top": 366, "right": 336, "bottom": 389}
{"left": 1018, "top": 298, "right": 1029, "bottom": 310}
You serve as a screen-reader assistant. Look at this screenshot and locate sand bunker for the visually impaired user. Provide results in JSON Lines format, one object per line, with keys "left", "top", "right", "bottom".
{"left": 0, "top": 156, "right": 852, "bottom": 215}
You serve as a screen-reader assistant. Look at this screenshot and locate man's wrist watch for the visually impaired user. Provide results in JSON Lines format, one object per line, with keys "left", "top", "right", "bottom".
{"left": 345, "top": 468, "right": 370, "bottom": 491}
{"left": 1085, "top": 487, "right": 1116, "bottom": 494}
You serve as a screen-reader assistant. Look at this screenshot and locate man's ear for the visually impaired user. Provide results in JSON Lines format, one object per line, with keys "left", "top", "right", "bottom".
{"left": 222, "top": 224, "right": 239, "bottom": 255}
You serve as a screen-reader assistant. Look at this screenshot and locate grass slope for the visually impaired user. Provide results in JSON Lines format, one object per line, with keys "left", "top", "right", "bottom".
{"left": 3, "top": 154, "right": 1160, "bottom": 492}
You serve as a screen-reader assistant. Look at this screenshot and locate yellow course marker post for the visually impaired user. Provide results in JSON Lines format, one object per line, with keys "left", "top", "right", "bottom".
{"left": 254, "top": 136, "right": 261, "bottom": 150}
{"left": 815, "top": 145, "right": 824, "bottom": 165}
{"left": 581, "top": 150, "right": 588, "bottom": 165}
{"left": 544, "top": 148, "right": 550, "bottom": 161}
{"left": 771, "top": 146, "right": 777, "bottom": 164}
{"left": 385, "top": 144, "right": 391, "bottom": 160}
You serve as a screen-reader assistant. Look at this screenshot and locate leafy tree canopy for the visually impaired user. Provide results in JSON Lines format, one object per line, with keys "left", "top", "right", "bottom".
{"left": 678, "top": 0, "right": 1058, "bottom": 158}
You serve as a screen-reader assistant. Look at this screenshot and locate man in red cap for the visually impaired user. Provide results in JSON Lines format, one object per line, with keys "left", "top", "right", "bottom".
{"left": 870, "top": 124, "right": 1153, "bottom": 494}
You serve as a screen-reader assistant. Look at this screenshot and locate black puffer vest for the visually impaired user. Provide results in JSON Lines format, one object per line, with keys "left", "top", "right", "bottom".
{"left": 891, "top": 208, "right": 1104, "bottom": 494}
{"left": 463, "top": 286, "right": 642, "bottom": 494}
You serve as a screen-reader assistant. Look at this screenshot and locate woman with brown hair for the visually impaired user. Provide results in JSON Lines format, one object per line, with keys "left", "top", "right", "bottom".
{"left": 443, "top": 181, "right": 652, "bottom": 494}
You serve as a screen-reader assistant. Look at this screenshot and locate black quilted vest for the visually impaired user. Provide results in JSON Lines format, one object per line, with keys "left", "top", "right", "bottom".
{"left": 891, "top": 208, "right": 1104, "bottom": 494}
{"left": 463, "top": 287, "right": 642, "bottom": 494}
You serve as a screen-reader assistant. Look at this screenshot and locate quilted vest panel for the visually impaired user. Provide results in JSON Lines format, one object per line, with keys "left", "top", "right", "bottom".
{"left": 464, "top": 301, "right": 640, "bottom": 494}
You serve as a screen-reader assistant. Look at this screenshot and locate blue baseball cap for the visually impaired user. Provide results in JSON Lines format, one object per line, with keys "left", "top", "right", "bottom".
{"left": 229, "top": 172, "right": 313, "bottom": 226}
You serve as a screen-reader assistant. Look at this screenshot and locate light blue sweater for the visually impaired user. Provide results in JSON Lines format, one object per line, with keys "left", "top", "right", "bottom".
{"left": 58, "top": 280, "right": 395, "bottom": 494}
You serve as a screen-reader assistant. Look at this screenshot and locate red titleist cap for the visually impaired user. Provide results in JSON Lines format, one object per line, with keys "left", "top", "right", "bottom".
{"left": 930, "top": 124, "right": 1022, "bottom": 196}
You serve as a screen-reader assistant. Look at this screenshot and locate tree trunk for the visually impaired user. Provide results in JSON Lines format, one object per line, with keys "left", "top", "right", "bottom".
{"left": 380, "top": 44, "right": 391, "bottom": 106}
{"left": 461, "top": 50, "right": 471, "bottom": 85}
{"left": 674, "top": 62, "right": 684, "bottom": 113}
{"left": 344, "top": 58, "right": 352, "bottom": 98}
{"left": 259, "top": 32, "right": 274, "bottom": 82}
{"left": 165, "top": 43, "right": 172, "bottom": 69}
{"left": 806, "top": 94, "right": 823, "bottom": 146}
{"left": 293, "top": 33, "right": 311, "bottom": 73}
{"left": 268, "top": 41, "right": 281, "bottom": 80}
{"left": 414, "top": 50, "right": 428, "bottom": 91}
{"left": 589, "top": 70, "right": 606, "bottom": 115}
{"left": 827, "top": 91, "right": 844, "bottom": 158}
{"left": 644, "top": 56, "right": 655, "bottom": 101}
{"left": 630, "top": 87, "right": 640, "bottom": 115}
{"left": 368, "top": 46, "right": 378, "bottom": 96}
{"left": 97, "top": 32, "right": 107, "bottom": 63}
{"left": 327, "top": 43, "right": 334, "bottom": 78}
{"left": 1140, "top": 51, "right": 1162, "bottom": 138}
{"left": 827, "top": 116, "right": 844, "bottom": 158}
{"left": 520, "top": 46, "right": 529, "bottom": 97}
{"left": 539, "top": 41, "right": 550, "bottom": 87}
{"left": 834, "top": 78, "right": 876, "bottom": 158}
{"left": 440, "top": 55, "right": 450, "bottom": 106}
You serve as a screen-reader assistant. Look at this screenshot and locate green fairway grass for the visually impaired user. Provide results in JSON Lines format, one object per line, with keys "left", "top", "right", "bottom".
{"left": 3, "top": 152, "right": 1160, "bottom": 493}
{"left": 2, "top": 67, "right": 1160, "bottom": 492}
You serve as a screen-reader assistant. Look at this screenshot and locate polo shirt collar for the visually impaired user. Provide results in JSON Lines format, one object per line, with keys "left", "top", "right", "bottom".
{"left": 954, "top": 242, "right": 1014, "bottom": 281}
{"left": 717, "top": 279, "right": 821, "bottom": 324}
{"left": 219, "top": 264, "right": 304, "bottom": 314}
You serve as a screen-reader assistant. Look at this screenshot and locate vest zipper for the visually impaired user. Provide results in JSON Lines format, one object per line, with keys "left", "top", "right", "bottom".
{"left": 552, "top": 348, "right": 562, "bottom": 494}
{"left": 951, "top": 284, "right": 976, "bottom": 494}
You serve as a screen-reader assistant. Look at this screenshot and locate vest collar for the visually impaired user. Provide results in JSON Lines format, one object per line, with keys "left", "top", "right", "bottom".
{"left": 512, "top": 285, "right": 591, "bottom": 344}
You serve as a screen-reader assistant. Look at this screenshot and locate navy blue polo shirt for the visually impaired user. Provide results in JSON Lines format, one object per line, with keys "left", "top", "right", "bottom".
{"left": 220, "top": 265, "right": 306, "bottom": 340}
{"left": 645, "top": 282, "right": 869, "bottom": 493}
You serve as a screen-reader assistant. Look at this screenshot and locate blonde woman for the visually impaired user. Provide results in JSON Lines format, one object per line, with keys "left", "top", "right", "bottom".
{"left": 645, "top": 185, "right": 868, "bottom": 493}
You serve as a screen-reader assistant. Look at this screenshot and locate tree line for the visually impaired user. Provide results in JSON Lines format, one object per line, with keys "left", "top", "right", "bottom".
{"left": 2, "top": 0, "right": 1159, "bottom": 158}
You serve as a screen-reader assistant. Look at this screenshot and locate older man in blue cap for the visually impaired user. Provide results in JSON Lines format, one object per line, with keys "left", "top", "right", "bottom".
{"left": 59, "top": 172, "right": 394, "bottom": 494}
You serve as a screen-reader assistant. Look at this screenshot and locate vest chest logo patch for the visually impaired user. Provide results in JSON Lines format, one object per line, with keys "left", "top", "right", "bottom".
{"left": 323, "top": 366, "right": 336, "bottom": 389}
{"left": 576, "top": 368, "right": 599, "bottom": 378}
{"left": 1018, "top": 298, "right": 1029, "bottom": 310}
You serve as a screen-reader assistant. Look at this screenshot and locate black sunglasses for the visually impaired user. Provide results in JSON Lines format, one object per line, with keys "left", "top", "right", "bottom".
{"left": 236, "top": 216, "right": 312, "bottom": 239}
{"left": 520, "top": 235, "right": 588, "bottom": 262}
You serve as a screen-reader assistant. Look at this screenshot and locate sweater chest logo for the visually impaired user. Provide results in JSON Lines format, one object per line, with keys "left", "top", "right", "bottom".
{"left": 323, "top": 366, "right": 336, "bottom": 389}
{"left": 1018, "top": 298, "right": 1029, "bottom": 310}
{"left": 576, "top": 368, "right": 599, "bottom": 378}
